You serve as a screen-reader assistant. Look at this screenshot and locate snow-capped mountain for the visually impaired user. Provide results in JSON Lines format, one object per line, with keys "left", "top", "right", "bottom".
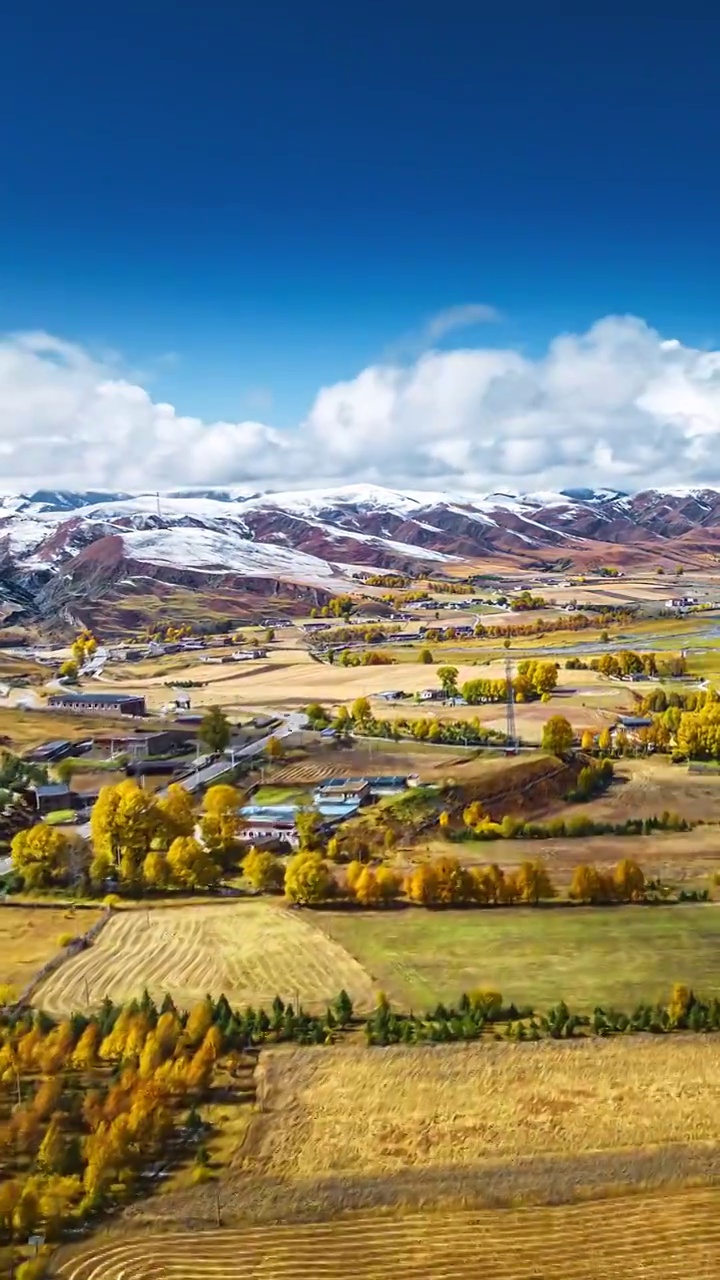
{"left": 0, "top": 483, "right": 718, "bottom": 633}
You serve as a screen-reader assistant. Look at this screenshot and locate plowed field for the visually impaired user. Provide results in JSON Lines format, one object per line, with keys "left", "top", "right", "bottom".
{"left": 58, "top": 1188, "right": 720, "bottom": 1279}
{"left": 31, "top": 902, "right": 376, "bottom": 1016}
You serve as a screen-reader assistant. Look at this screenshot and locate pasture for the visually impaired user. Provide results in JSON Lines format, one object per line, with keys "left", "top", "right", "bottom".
{"left": 0, "top": 904, "right": 103, "bottom": 995}
{"left": 313, "top": 904, "right": 720, "bottom": 1012}
{"left": 56, "top": 1189, "right": 720, "bottom": 1280}
{"left": 31, "top": 900, "right": 377, "bottom": 1016}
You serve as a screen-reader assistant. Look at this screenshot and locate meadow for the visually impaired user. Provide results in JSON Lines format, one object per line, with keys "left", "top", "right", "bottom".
{"left": 313, "top": 903, "right": 720, "bottom": 1012}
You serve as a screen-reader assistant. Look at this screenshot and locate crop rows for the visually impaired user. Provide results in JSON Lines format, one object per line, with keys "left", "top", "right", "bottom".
{"left": 33, "top": 902, "right": 376, "bottom": 1015}
{"left": 59, "top": 1189, "right": 720, "bottom": 1279}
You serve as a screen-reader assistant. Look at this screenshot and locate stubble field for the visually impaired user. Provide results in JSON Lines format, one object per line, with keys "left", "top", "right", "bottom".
{"left": 31, "top": 901, "right": 377, "bottom": 1016}
{"left": 56, "top": 1189, "right": 720, "bottom": 1280}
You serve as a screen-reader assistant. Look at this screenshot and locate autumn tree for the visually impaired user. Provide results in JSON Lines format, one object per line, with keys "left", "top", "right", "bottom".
{"left": 598, "top": 726, "right": 612, "bottom": 753}
{"left": 91, "top": 779, "right": 163, "bottom": 884}
{"left": 580, "top": 729, "right": 595, "bottom": 752}
{"left": 199, "top": 705, "right": 231, "bottom": 753}
{"left": 265, "top": 735, "right": 284, "bottom": 762}
{"left": 243, "top": 847, "right": 284, "bottom": 892}
{"left": 569, "top": 863, "right": 610, "bottom": 904}
{"left": 294, "top": 806, "right": 324, "bottom": 852}
{"left": 437, "top": 666, "right": 459, "bottom": 699}
{"left": 419, "top": 648, "right": 434, "bottom": 664}
{"left": 156, "top": 783, "right": 195, "bottom": 842}
{"left": 613, "top": 858, "right": 645, "bottom": 902}
{"left": 142, "top": 850, "right": 170, "bottom": 890}
{"left": 541, "top": 715, "right": 573, "bottom": 756}
{"left": 516, "top": 859, "right": 554, "bottom": 905}
{"left": 11, "top": 825, "right": 84, "bottom": 889}
{"left": 167, "top": 836, "right": 221, "bottom": 889}
{"left": 200, "top": 784, "right": 241, "bottom": 859}
{"left": 284, "top": 851, "right": 334, "bottom": 904}
{"left": 351, "top": 696, "right": 371, "bottom": 726}
{"left": 404, "top": 862, "right": 440, "bottom": 906}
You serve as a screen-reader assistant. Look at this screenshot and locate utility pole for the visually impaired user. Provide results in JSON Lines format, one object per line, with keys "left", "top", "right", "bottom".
{"left": 156, "top": 490, "right": 162, "bottom": 519}
{"left": 505, "top": 654, "right": 517, "bottom": 753}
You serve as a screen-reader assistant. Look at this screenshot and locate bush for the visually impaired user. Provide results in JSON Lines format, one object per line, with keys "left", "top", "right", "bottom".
{"left": 58, "top": 932, "right": 75, "bottom": 947}
{"left": 191, "top": 1163, "right": 216, "bottom": 1184}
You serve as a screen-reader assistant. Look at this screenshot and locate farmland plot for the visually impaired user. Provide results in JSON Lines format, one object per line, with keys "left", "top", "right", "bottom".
{"left": 59, "top": 1190, "right": 720, "bottom": 1280}
{"left": 32, "top": 901, "right": 376, "bottom": 1016}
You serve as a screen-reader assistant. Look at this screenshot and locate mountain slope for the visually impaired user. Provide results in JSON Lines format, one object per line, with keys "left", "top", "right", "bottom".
{"left": 0, "top": 484, "right": 716, "bottom": 632}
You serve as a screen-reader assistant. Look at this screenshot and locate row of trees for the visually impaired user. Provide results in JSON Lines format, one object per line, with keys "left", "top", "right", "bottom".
{"left": 364, "top": 983, "right": 720, "bottom": 1046}
{"left": 244, "top": 845, "right": 653, "bottom": 910}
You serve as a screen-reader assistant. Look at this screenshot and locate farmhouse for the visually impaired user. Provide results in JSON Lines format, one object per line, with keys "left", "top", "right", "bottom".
{"left": 94, "top": 729, "right": 192, "bottom": 758}
{"left": 24, "top": 738, "right": 81, "bottom": 764}
{"left": 313, "top": 779, "right": 371, "bottom": 805}
{"left": 47, "top": 692, "right": 147, "bottom": 716}
{"left": 238, "top": 816, "right": 301, "bottom": 850}
{"left": 28, "top": 783, "right": 73, "bottom": 814}
{"left": 419, "top": 688, "right": 442, "bottom": 701}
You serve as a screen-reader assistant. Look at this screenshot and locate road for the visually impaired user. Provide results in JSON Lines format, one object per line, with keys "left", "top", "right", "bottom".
{"left": 72, "top": 711, "right": 306, "bottom": 837}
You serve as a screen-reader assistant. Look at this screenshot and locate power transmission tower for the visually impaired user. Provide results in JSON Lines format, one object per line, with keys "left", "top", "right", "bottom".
{"left": 505, "top": 654, "right": 517, "bottom": 752}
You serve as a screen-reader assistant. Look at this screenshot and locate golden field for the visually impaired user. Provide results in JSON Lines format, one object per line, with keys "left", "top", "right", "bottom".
{"left": 32, "top": 900, "right": 376, "bottom": 1016}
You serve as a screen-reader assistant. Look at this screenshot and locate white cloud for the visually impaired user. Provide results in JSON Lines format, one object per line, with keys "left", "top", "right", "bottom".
{"left": 423, "top": 302, "right": 501, "bottom": 342}
{"left": 4, "top": 316, "right": 720, "bottom": 494}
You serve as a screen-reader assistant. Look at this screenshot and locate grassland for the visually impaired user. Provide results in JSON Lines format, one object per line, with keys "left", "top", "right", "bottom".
{"left": 312, "top": 904, "right": 720, "bottom": 1012}
{"left": 32, "top": 900, "right": 377, "bottom": 1016}
{"left": 57, "top": 1190, "right": 720, "bottom": 1279}
{"left": 0, "top": 904, "right": 104, "bottom": 994}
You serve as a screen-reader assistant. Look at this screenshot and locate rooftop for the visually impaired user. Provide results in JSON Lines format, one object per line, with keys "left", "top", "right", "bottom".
{"left": 50, "top": 691, "right": 143, "bottom": 705}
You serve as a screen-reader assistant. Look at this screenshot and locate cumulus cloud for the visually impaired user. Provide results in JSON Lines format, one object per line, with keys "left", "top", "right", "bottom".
{"left": 3, "top": 316, "right": 720, "bottom": 494}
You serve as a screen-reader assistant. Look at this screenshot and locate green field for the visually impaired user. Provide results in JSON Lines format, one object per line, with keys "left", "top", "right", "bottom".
{"left": 251, "top": 785, "right": 311, "bottom": 804}
{"left": 312, "top": 905, "right": 720, "bottom": 1012}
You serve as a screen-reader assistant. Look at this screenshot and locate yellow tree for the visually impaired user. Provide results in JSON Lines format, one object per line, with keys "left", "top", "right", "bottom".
{"left": 284, "top": 851, "right": 334, "bottom": 904}
{"left": 570, "top": 863, "right": 604, "bottom": 904}
{"left": 142, "top": 850, "right": 169, "bottom": 890}
{"left": 516, "top": 859, "right": 554, "bottom": 905}
{"left": 71, "top": 1023, "right": 100, "bottom": 1071}
{"left": 156, "top": 783, "right": 196, "bottom": 842}
{"left": 242, "top": 847, "right": 284, "bottom": 892}
{"left": 91, "top": 779, "right": 162, "bottom": 883}
{"left": 613, "top": 858, "right": 645, "bottom": 902}
{"left": 404, "top": 863, "right": 440, "bottom": 906}
{"left": 200, "top": 784, "right": 241, "bottom": 858}
{"left": 37, "top": 1112, "right": 66, "bottom": 1173}
{"left": 186, "top": 998, "right": 214, "bottom": 1045}
{"left": 580, "top": 729, "right": 595, "bottom": 752}
{"left": 375, "top": 866, "right": 401, "bottom": 904}
{"left": 463, "top": 800, "right": 485, "bottom": 829}
{"left": 167, "top": 836, "right": 221, "bottom": 889}
{"left": 541, "top": 716, "right": 573, "bottom": 756}
{"left": 265, "top": 735, "right": 284, "bottom": 762}
{"left": 598, "top": 726, "right": 612, "bottom": 753}
{"left": 353, "top": 867, "right": 381, "bottom": 906}
{"left": 11, "top": 825, "right": 80, "bottom": 889}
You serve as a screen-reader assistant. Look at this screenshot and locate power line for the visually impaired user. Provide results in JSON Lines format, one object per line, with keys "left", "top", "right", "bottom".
{"left": 505, "top": 654, "right": 517, "bottom": 751}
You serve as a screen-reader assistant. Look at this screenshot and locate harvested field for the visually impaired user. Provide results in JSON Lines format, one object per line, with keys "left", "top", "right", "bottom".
{"left": 250, "top": 1039, "right": 720, "bottom": 1180}
{"left": 313, "top": 903, "right": 720, "bottom": 1011}
{"left": 31, "top": 901, "right": 376, "bottom": 1017}
{"left": 0, "top": 905, "right": 104, "bottom": 995}
{"left": 55, "top": 1188, "right": 720, "bottom": 1280}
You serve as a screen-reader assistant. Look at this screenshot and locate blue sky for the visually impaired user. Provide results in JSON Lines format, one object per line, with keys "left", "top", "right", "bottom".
{"left": 2, "top": 5, "right": 720, "bottom": 493}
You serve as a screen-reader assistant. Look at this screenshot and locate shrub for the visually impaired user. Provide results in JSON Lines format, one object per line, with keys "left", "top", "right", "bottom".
{"left": 58, "top": 932, "right": 75, "bottom": 947}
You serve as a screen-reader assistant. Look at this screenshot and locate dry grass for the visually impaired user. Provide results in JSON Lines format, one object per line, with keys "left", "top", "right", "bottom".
{"left": 563, "top": 757, "right": 720, "bottom": 824}
{"left": 248, "top": 1039, "right": 720, "bottom": 1182}
{"left": 0, "top": 905, "right": 104, "bottom": 993}
{"left": 31, "top": 900, "right": 376, "bottom": 1016}
{"left": 54, "top": 1188, "right": 720, "bottom": 1279}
